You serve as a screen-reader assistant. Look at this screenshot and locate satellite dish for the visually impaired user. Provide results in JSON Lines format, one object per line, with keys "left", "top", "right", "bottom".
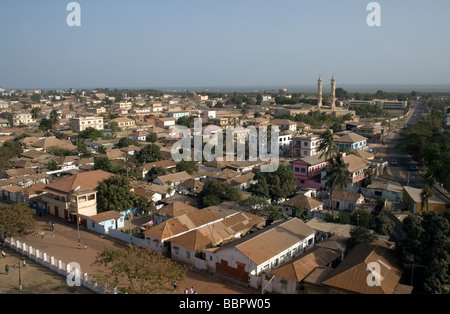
{"left": 74, "top": 186, "right": 81, "bottom": 192}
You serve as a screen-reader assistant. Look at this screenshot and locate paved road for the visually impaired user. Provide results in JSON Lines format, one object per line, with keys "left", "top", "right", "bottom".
{"left": 380, "top": 101, "right": 450, "bottom": 202}
{"left": 8, "top": 214, "right": 255, "bottom": 295}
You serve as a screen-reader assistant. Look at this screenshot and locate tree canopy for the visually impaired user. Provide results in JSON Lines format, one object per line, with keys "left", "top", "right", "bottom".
{"left": 97, "top": 175, "right": 136, "bottom": 212}
{"left": 199, "top": 179, "right": 241, "bottom": 208}
{"left": 396, "top": 212, "right": 450, "bottom": 293}
{"left": 0, "top": 204, "right": 36, "bottom": 237}
{"left": 93, "top": 244, "right": 188, "bottom": 294}
{"left": 136, "top": 144, "right": 164, "bottom": 164}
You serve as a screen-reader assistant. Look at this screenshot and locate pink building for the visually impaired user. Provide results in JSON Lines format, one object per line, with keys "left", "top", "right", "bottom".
{"left": 293, "top": 154, "right": 330, "bottom": 190}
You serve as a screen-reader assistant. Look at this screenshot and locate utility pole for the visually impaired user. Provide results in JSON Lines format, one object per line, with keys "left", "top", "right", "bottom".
{"left": 18, "top": 260, "right": 22, "bottom": 291}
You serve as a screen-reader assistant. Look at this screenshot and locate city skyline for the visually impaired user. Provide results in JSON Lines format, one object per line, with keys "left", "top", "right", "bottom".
{"left": 1, "top": 0, "right": 450, "bottom": 90}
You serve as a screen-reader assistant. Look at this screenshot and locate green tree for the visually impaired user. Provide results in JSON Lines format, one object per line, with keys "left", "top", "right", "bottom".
{"left": 78, "top": 127, "right": 105, "bottom": 141}
{"left": 0, "top": 204, "right": 36, "bottom": 237}
{"left": 176, "top": 160, "right": 199, "bottom": 175}
{"left": 326, "top": 154, "right": 352, "bottom": 212}
{"left": 146, "top": 166, "right": 167, "bottom": 181}
{"left": 94, "top": 157, "right": 114, "bottom": 173}
{"left": 350, "top": 209, "right": 374, "bottom": 228}
{"left": 47, "top": 159, "right": 61, "bottom": 171}
{"left": 199, "top": 180, "right": 241, "bottom": 208}
{"left": 248, "top": 174, "right": 270, "bottom": 199}
{"left": 396, "top": 212, "right": 450, "bottom": 293}
{"left": 346, "top": 226, "right": 378, "bottom": 250}
{"left": 251, "top": 165, "right": 295, "bottom": 203}
{"left": 109, "top": 121, "right": 122, "bottom": 133}
{"left": 146, "top": 133, "right": 159, "bottom": 143}
{"left": 136, "top": 144, "right": 164, "bottom": 164}
{"left": 256, "top": 94, "right": 263, "bottom": 106}
{"left": 92, "top": 244, "right": 188, "bottom": 294}
{"left": 117, "top": 137, "right": 140, "bottom": 148}
{"left": 97, "top": 175, "right": 136, "bottom": 212}
{"left": 133, "top": 196, "right": 154, "bottom": 214}
{"left": 372, "top": 213, "right": 395, "bottom": 236}
{"left": 335, "top": 87, "right": 348, "bottom": 100}
{"left": 420, "top": 169, "right": 436, "bottom": 212}
{"left": 318, "top": 129, "right": 339, "bottom": 161}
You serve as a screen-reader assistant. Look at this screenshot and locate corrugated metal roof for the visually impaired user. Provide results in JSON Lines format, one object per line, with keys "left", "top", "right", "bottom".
{"left": 322, "top": 245, "right": 404, "bottom": 294}
{"left": 235, "top": 218, "right": 316, "bottom": 265}
{"left": 272, "top": 246, "right": 341, "bottom": 282}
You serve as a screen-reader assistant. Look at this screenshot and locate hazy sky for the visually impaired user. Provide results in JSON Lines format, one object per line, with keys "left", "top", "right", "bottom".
{"left": 0, "top": 0, "right": 449, "bottom": 90}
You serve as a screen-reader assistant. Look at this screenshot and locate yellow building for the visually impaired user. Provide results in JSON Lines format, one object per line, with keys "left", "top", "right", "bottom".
{"left": 402, "top": 186, "right": 446, "bottom": 214}
{"left": 42, "top": 170, "right": 114, "bottom": 223}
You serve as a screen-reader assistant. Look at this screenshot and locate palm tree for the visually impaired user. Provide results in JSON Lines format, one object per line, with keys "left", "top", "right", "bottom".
{"left": 318, "top": 129, "right": 339, "bottom": 160}
{"left": 420, "top": 168, "right": 436, "bottom": 212}
{"left": 326, "top": 154, "right": 352, "bottom": 214}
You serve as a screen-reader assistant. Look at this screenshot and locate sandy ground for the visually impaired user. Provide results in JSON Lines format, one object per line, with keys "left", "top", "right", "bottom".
{"left": 0, "top": 247, "right": 93, "bottom": 294}
{"left": 2, "top": 214, "right": 255, "bottom": 295}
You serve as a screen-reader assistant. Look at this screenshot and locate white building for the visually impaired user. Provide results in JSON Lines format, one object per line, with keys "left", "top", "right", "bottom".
{"left": 205, "top": 218, "right": 316, "bottom": 289}
{"left": 292, "top": 134, "right": 321, "bottom": 158}
{"left": 70, "top": 116, "right": 104, "bottom": 132}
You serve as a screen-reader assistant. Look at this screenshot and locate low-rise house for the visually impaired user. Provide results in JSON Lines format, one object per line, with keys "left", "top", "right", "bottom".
{"left": 403, "top": 186, "right": 446, "bottom": 214}
{"left": 226, "top": 172, "right": 255, "bottom": 191}
{"left": 132, "top": 182, "right": 177, "bottom": 207}
{"left": 306, "top": 218, "right": 353, "bottom": 239}
{"left": 270, "top": 119, "right": 297, "bottom": 132}
{"left": 224, "top": 160, "right": 266, "bottom": 174}
{"left": 280, "top": 193, "right": 324, "bottom": 218}
{"left": 270, "top": 246, "right": 342, "bottom": 294}
{"left": 155, "top": 117, "right": 176, "bottom": 129}
{"left": 153, "top": 171, "right": 192, "bottom": 187}
{"left": 360, "top": 180, "right": 403, "bottom": 202}
{"left": 153, "top": 201, "right": 198, "bottom": 225}
{"left": 143, "top": 208, "right": 226, "bottom": 253}
{"left": 129, "top": 130, "right": 147, "bottom": 141}
{"left": 205, "top": 217, "right": 316, "bottom": 289}
{"left": 331, "top": 190, "right": 365, "bottom": 211}
{"left": 87, "top": 210, "right": 125, "bottom": 234}
{"left": 169, "top": 211, "right": 266, "bottom": 269}
{"left": 31, "top": 137, "right": 77, "bottom": 153}
{"left": 137, "top": 160, "right": 177, "bottom": 180}
{"left": 308, "top": 244, "right": 412, "bottom": 294}
{"left": 179, "top": 178, "right": 204, "bottom": 194}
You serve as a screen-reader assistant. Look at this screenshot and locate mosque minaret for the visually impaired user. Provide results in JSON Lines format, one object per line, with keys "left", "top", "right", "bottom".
{"left": 316, "top": 75, "right": 336, "bottom": 111}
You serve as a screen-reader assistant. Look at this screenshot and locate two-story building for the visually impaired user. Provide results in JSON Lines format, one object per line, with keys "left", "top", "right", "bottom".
{"left": 41, "top": 170, "right": 114, "bottom": 223}
{"left": 293, "top": 154, "right": 330, "bottom": 190}
{"left": 109, "top": 117, "right": 136, "bottom": 129}
{"left": 167, "top": 111, "right": 190, "bottom": 120}
{"left": 70, "top": 116, "right": 104, "bottom": 132}
{"left": 334, "top": 132, "right": 368, "bottom": 151}
{"left": 292, "top": 134, "right": 321, "bottom": 158}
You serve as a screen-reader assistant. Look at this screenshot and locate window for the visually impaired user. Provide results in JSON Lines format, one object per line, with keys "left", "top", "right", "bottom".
{"left": 295, "top": 168, "right": 300, "bottom": 172}
{"left": 88, "top": 194, "right": 95, "bottom": 201}
{"left": 300, "top": 168, "right": 306, "bottom": 173}
{"left": 78, "top": 196, "right": 87, "bottom": 202}
{"left": 186, "top": 251, "right": 190, "bottom": 259}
